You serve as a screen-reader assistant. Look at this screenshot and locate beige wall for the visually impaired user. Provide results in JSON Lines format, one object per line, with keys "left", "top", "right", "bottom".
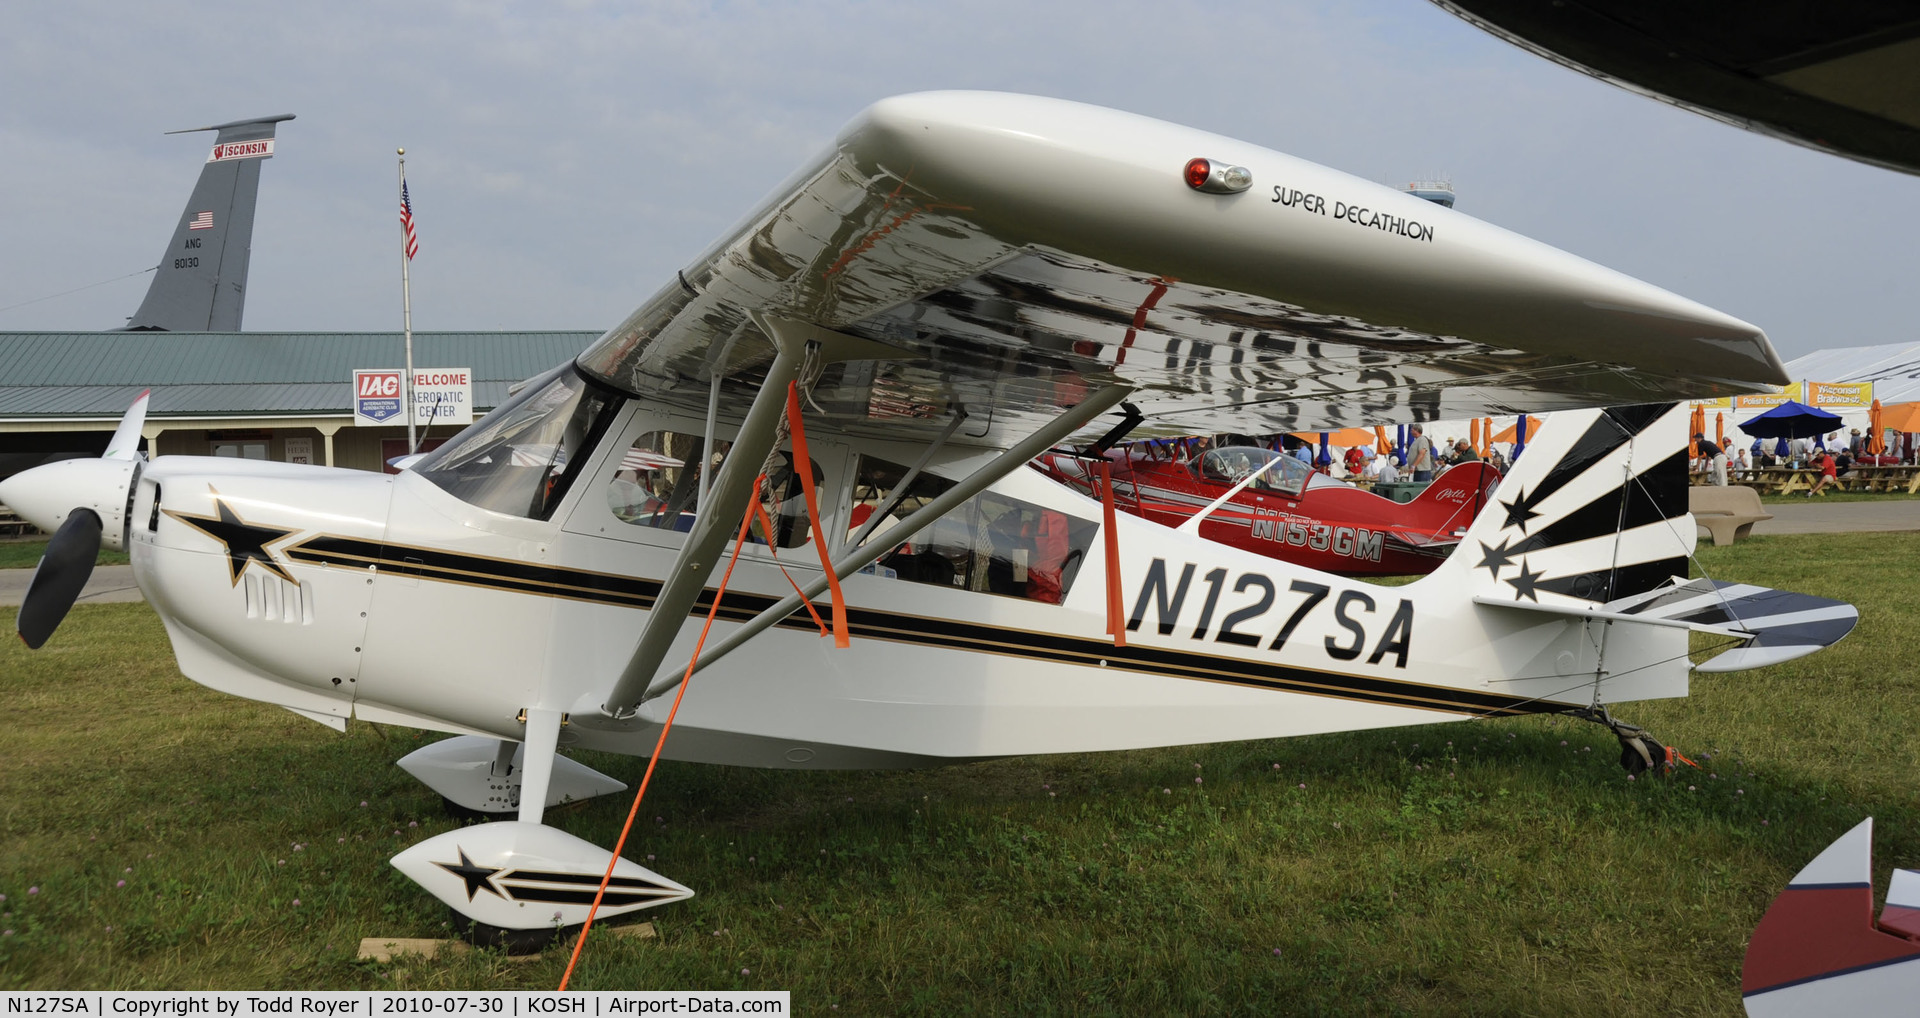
{"left": 3, "top": 418, "right": 452, "bottom": 474}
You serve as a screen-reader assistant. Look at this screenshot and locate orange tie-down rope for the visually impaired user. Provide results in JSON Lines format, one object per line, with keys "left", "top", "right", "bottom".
{"left": 558, "top": 476, "right": 764, "bottom": 990}
{"left": 1100, "top": 460, "right": 1125, "bottom": 648}
{"left": 785, "top": 380, "right": 849, "bottom": 648}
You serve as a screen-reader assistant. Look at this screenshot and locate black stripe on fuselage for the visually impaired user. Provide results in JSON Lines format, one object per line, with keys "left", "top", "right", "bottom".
{"left": 284, "top": 535, "right": 1546, "bottom": 717}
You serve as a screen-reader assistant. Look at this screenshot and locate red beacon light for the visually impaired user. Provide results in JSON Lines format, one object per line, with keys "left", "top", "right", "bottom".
{"left": 1183, "top": 157, "right": 1252, "bottom": 194}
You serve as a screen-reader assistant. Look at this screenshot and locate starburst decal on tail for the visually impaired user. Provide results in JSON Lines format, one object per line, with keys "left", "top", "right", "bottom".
{"left": 1499, "top": 486, "right": 1546, "bottom": 534}
{"left": 1507, "top": 560, "right": 1544, "bottom": 602}
{"left": 1477, "top": 536, "right": 1520, "bottom": 579}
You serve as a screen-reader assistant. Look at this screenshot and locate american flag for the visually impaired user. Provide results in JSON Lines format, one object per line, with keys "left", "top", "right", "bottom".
{"left": 188, "top": 211, "right": 214, "bottom": 231}
{"left": 399, "top": 179, "right": 419, "bottom": 260}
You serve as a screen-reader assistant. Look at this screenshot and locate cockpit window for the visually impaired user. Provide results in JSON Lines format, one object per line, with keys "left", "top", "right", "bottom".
{"left": 609, "top": 431, "right": 732, "bottom": 534}
{"left": 849, "top": 456, "right": 1095, "bottom": 604}
{"left": 1197, "top": 446, "right": 1310, "bottom": 497}
{"left": 412, "top": 365, "right": 622, "bottom": 520}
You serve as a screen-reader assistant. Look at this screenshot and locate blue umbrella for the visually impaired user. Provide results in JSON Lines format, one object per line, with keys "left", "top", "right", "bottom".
{"left": 1512, "top": 414, "right": 1529, "bottom": 461}
{"left": 1738, "top": 400, "right": 1842, "bottom": 439}
{"left": 1396, "top": 424, "right": 1409, "bottom": 466}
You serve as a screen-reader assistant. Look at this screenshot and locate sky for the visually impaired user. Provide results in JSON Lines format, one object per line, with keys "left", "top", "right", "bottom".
{"left": 2, "top": 1, "right": 1914, "bottom": 361}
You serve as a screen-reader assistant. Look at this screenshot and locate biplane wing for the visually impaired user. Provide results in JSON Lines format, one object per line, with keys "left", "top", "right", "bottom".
{"left": 579, "top": 91, "right": 1786, "bottom": 451}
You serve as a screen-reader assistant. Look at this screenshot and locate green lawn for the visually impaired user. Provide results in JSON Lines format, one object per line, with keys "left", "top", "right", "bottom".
{"left": 1, "top": 533, "right": 1913, "bottom": 1014}
{"left": 0, "top": 538, "right": 129, "bottom": 570}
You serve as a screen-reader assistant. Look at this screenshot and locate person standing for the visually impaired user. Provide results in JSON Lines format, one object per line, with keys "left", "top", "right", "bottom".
{"left": 1408, "top": 425, "right": 1434, "bottom": 482}
{"left": 1695, "top": 432, "right": 1728, "bottom": 485}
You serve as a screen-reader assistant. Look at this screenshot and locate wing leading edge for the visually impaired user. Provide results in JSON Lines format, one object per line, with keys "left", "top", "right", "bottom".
{"left": 579, "top": 92, "right": 1787, "bottom": 447}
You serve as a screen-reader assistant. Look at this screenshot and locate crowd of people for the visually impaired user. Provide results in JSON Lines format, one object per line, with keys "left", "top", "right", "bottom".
{"left": 1271, "top": 423, "right": 1513, "bottom": 484}
{"left": 1691, "top": 426, "right": 1918, "bottom": 493}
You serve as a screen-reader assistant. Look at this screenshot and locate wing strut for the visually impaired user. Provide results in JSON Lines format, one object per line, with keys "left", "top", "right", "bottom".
{"left": 598, "top": 317, "right": 809, "bottom": 718}
{"left": 599, "top": 315, "right": 909, "bottom": 718}
{"left": 637, "top": 382, "right": 1135, "bottom": 706}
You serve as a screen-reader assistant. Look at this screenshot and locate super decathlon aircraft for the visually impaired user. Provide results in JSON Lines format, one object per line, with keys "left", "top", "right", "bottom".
{"left": 1, "top": 92, "right": 1860, "bottom": 945}
{"left": 1031, "top": 444, "right": 1500, "bottom": 576}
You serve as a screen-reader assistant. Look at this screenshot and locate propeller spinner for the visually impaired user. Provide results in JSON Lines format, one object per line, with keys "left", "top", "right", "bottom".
{"left": 1, "top": 390, "right": 148, "bottom": 647}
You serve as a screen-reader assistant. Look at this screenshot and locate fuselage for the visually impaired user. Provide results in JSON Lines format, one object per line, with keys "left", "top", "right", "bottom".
{"left": 119, "top": 364, "right": 1688, "bottom": 771}
{"left": 1031, "top": 447, "right": 1500, "bottom": 575}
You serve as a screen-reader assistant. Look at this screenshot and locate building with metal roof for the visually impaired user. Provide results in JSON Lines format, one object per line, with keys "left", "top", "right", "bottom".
{"left": 0, "top": 331, "right": 596, "bottom": 477}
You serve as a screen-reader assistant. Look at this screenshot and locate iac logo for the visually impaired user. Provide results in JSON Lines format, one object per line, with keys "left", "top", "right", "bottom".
{"left": 353, "top": 369, "right": 404, "bottom": 424}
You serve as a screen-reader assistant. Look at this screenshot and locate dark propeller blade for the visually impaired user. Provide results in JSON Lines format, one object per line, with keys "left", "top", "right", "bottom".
{"left": 17, "top": 509, "right": 102, "bottom": 649}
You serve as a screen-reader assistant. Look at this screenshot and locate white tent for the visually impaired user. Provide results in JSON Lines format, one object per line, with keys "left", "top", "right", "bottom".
{"left": 1783, "top": 343, "right": 1920, "bottom": 405}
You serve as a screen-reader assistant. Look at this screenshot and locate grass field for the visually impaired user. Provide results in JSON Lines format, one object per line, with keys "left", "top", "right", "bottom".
{"left": 0, "top": 538, "right": 128, "bottom": 570}
{"left": 2, "top": 532, "right": 1915, "bottom": 1013}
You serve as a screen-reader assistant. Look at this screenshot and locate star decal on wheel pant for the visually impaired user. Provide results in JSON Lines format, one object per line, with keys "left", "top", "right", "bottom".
{"left": 433, "top": 848, "right": 506, "bottom": 902}
{"left": 162, "top": 489, "right": 301, "bottom": 585}
{"left": 1476, "top": 536, "right": 1520, "bottom": 579}
{"left": 1507, "top": 559, "right": 1545, "bottom": 603}
{"left": 1499, "top": 485, "right": 1546, "bottom": 534}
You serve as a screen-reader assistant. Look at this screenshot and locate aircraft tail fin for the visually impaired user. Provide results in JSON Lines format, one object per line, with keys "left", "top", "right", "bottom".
{"left": 1441, "top": 403, "right": 1694, "bottom": 604}
{"left": 123, "top": 114, "right": 293, "bottom": 332}
{"left": 1404, "top": 460, "right": 1501, "bottom": 537}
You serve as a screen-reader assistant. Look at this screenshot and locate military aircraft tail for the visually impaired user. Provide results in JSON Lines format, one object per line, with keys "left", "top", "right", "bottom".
{"left": 123, "top": 114, "right": 294, "bottom": 332}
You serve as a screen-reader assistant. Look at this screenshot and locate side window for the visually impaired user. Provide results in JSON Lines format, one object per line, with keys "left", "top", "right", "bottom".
{"left": 849, "top": 456, "right": 1095, "bottom": 604}
{"left": 608, "top": 431, "right": 817, "bottom": 550}
{"left": 609, "top": 431, "right": 730, "bottom": 533}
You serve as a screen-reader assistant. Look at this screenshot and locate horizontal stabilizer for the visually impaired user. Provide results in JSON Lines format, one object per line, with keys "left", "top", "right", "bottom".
{"left": 1883, "top": 869, "right": 1920, "bottom": 940}
{"left": 1477, "top": 575, "right": 1857, "bottom": 673}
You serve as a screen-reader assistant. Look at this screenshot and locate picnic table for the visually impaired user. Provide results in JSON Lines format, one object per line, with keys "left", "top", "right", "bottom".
{"left": 0, "top": 504, "right": 39, "bottom": 538}
{"left": 1720, "top": 464, "right": 1920, "bottom": 495}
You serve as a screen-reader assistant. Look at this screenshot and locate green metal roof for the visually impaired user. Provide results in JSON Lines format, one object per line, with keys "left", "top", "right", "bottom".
{"left": 0, "top": 331, "right": 598, "bottom": 419}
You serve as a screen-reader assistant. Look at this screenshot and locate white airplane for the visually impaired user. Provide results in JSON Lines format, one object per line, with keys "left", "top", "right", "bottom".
{"left": 2, "top": 92, "right": 1859, "bottom": 949}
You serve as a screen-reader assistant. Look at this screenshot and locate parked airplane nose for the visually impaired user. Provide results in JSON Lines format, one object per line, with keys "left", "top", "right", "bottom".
{"left": 0, "top": 458, "right": 139, "bottom": 544}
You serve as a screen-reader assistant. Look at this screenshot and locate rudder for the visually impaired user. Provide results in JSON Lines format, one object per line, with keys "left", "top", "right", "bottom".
{"left": 1442, "top": 403, "right": 1694, "bottom": 604}
{"left": 124, "top": 114, "right": 293, "bottom": 332}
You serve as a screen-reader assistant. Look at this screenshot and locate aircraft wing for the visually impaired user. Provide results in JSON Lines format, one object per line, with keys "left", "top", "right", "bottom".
{"left": 578, "top": 91, "right": 1787, "bottom": 448}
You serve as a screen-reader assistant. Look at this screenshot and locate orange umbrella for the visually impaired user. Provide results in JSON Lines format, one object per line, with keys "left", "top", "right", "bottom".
{"left": 1288, "top": 428, "right": 1376, "bottom": 449}
{"left": 1490, "top": 417, "right": 1542, "bottom": 443}
{"left": 1689, "top": 404, "right": 1705, "bottom": 458}
{"left": 1869, "top": 399, "right": 1886, "bottom": 455}
{"left": 1716, "top": 411, "right": 1725, "bottom": 448}
{"left": 1481, "top": 417, "right": 1492, "bottom": 456}
{"left": 1469, "top": 418, "right": 1480, "bottom": 455}
{"left": 1374, "top": 425, "right": 1391, "bottom": 456}
{"left": 1882, "top": 402, "right": 1920, "bottom": 433}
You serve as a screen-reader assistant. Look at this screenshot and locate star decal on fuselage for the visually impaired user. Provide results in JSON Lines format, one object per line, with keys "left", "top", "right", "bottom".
{"left": 1499, "top": 486, "right": 1545, "bottom": 534}
{"left": 1476, "top": 536, "right": 1520, "bottom": 579}
{"left": 162, "top": 490, "right": 301, "bottom": 586}
{"left": 1507, "top": 559, "right": 1545, "bottom": 603}
{"left": 433, "top": 847, "right": 506, "bottom": 902}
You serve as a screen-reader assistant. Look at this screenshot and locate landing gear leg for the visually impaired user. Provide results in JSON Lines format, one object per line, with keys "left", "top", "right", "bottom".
{"left": 1560, "top": 705, "right": 1693, "bottom": 778}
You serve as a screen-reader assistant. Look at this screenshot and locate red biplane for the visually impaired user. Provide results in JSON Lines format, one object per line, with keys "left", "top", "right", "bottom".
{"left": 1033, "top": 444, "right": 1500, "bottom": 576}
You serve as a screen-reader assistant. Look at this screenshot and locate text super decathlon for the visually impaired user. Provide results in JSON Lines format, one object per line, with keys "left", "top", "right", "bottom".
{"left": 2, "top": 92, "right": 1854, "bottom": 946}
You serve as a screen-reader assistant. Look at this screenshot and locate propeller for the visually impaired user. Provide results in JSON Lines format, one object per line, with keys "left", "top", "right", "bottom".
{"left": 16, "top": 510, "right": 102, "bottom": 648}
{"left": 1, "top": 389, "right": 149, "bottom": 648}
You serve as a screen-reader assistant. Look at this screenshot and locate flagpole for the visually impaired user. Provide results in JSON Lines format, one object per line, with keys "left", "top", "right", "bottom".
{"left": 398, "top": 148, "right": 418, "bottom": 454}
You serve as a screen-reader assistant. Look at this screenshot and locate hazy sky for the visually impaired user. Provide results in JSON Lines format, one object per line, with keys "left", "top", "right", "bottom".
{"left": 3, "top": 1, "right": 1914, "bottom": 360}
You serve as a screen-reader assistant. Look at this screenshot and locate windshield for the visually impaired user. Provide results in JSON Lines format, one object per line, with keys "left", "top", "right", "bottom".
{"left": 1196, "top": 446, "right": 1311, "bottom": 497}
{"left": 412, "top": 365, "right": 623, "bottom": 519}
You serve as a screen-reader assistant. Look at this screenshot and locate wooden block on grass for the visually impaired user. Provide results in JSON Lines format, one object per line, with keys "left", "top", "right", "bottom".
{"left": 358, "top": 923, "right": 655, "bottom": 963}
